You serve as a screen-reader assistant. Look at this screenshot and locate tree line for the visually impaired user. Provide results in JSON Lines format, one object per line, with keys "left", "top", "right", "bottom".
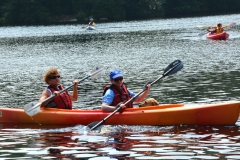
{"left": 0, "top": 0, "right": 239, "bottom": 26}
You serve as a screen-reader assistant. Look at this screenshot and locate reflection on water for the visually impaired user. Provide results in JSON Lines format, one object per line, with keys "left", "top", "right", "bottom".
{"left": 1, "top": 122, "right": 240, "bottom": 159}
{"left": 1, "top": 13, "right": 240, "bottom": 159}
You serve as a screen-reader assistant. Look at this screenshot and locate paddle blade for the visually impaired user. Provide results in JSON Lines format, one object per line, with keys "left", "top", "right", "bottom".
{"left": 197, "top": 25, "right": 210, "bottom": 29}
{"left": 228, "top": 22, "right": 236, "bottom": 28}
{"left": 86, "top": 121, "right": 103, "bottom": 132}
{"left": 24, "top": 102, "right": 41, "bottom": 116}
{"left": 90, "top": 65, "right": 103, "bottom": 79}
{"left": 163, "top": 60, "right": 183, "bottom": 77}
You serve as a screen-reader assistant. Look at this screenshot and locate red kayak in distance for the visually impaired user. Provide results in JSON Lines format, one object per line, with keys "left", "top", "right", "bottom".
{"left": 206, "top": 32, "right": 229, "bottom": 40}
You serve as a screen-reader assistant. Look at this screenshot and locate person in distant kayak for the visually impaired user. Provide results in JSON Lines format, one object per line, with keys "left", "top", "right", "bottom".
{"left": 207, "top": 23, "right": 225, "bottom": 34}
{"left": 101, "top": 69, "right": 151, "bottom": 112}
{"left": 38, "top": 68, "right": 79, "bottom": 109}
{"left": 88, "top": 18, "right": 95, "bottom": 26}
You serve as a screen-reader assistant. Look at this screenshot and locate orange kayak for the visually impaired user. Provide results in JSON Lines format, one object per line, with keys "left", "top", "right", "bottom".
{"left": 206, "top": 32, "right": 229, "bottom": 40}
{"left": 0, "top": 102, "right": 239, "bottom": 126}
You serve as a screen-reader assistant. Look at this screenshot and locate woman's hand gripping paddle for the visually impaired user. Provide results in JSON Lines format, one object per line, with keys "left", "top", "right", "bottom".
{"left": 87, "top": 60, "right": 183, "bottom": 132}
{"left": 24, "top": 65, "right": 103, "bottom": 117}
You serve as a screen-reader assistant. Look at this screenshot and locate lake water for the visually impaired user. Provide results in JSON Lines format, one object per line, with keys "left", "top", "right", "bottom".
{"left": 1, "top": 13, "right": 240, "bottom": 159}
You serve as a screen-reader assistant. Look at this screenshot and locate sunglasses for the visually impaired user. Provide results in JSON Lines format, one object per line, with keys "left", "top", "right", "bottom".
{"left": 113, "top": 77, "right": 123, "bottom": 82}
{"left": 50, "top": 75, "right": 61, "bottom": 79}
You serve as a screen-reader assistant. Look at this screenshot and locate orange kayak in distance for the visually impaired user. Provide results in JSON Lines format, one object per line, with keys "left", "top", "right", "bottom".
{"left": 0, "top": 102, "right": 239, "bottom": 126}
{"left": 206, "top": 32, "right": 229, "bottom": 40}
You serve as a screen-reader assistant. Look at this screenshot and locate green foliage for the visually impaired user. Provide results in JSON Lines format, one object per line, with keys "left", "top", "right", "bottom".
{"left": 163, "top": 0, "right": 240, "bottom": 16}
{"left": 76, "top": 11, "right": 86, "bottom": 22}
{"left": 0, "top": 0, "right": 240, "bottom": 25}
{"left": 91, "top": 0, "right": 126, "bottom": 20}
{"left": 1, "top": 0, "right": 49, "bottom": 24}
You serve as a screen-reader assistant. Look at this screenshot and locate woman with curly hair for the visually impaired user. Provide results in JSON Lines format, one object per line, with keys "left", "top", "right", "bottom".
{"left": 38, "top": 67, "right": 79, "bottom": 109}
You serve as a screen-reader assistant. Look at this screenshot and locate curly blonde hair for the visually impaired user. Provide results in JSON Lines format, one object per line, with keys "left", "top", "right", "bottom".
{"left": 43, "top": 68, "right": 60, "bottom": 84}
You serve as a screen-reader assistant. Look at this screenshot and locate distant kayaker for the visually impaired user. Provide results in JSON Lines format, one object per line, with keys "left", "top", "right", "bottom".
{"left": 207, "top": 23, "right": 225, "bottom": 34}
{"left": 101, "top": 69, "right": 151, "bottom": 112}
{"left": 38, "top": 68, "right": 79, "bottom": 109}
{"left": 88, "top": 18, "right": 95, "bottom": 26}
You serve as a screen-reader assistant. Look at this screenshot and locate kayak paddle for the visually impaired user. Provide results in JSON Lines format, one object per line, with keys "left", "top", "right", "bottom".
{"left": 24, "top": 65, "right": 103, "bottom": 117}
{"left": 198, "top": 22, "right": 236, "bottom": 37}
{"left": 87, "top": 60, "right": 183, "bottom": 132}
{"left": 197, "top": 22, "right": 236, "bottom": 29}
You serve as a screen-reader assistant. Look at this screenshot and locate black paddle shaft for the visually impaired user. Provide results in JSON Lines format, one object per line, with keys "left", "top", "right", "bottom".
{"left": 89, "top": 60, "right": 183, "bottom": 131}
{"left": 60, "top": 67, "right": 102, "bottom": 94}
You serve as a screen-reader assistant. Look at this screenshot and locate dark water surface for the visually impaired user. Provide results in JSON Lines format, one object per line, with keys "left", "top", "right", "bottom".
{"left": 1, "top": 14, "right": 240, "bottom": 159}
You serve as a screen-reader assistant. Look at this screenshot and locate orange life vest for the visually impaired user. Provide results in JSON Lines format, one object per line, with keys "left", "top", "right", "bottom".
{"left": 103, "top": 83, "right": 133, "bottom": 108}
{"left": 214, "top": 27, "right": 224, "bottom": 34}
{"left": 47, "top": 85, "right": 72, "bottom": 109}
